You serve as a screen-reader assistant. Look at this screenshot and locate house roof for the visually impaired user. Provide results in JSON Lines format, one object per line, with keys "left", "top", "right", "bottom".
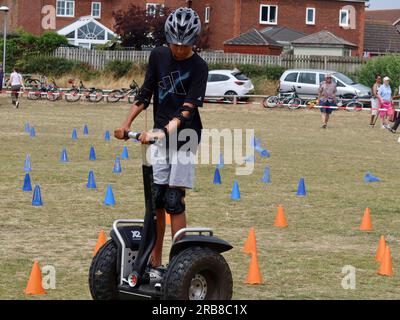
{"left": 260, "top": 26, "right": 307, "bottom": 43}
{"left": 366, "top": 9, "right": 400, "bottom": 25}
{"left": 224, "top": 28, "right": 282, "bottom": 46}
{"left": 291, "top": 30, "right": 358, "bottom": 48}
{"left": 364, "top": 21, "right": 400, "bottom": 53}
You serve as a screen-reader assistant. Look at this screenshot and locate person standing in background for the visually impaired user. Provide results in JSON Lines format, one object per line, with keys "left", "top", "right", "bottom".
{"left": 369, "top": 74, "right": 382, "bottom": 127}
{"left": 8, "top": 67, "right": 24, "bottom": 108}
{"left": 377, "top": 76, "right": 392, "bottom": 129}
{"left": 317, "top": 74, "right": 337, "bottom": 129}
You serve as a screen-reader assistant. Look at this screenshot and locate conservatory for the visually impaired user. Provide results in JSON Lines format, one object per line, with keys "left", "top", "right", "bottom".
{"left": 57, "top": 16, "right": 117, "bottom": 49}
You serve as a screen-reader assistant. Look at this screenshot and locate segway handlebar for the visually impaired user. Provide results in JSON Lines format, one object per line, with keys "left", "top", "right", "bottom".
{"left": 125, "top": 131, "right": 158, "bottom": 144}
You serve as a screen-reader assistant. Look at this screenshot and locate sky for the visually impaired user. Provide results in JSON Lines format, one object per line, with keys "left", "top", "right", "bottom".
{"left": 368, "top": 0, "right": 400, "bottom": 9}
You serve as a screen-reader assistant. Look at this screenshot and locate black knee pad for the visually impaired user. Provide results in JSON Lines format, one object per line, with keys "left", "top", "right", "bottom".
{"left": 165, "top": 187, "right": 186, "bottom": 215}
{"left": 153, "top": 184, "right": 167, "bottom": 209}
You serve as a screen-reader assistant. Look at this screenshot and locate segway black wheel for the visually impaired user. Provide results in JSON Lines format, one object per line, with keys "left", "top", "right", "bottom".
{"left": 163, "top": 246, "right": 233, "bottom": 300}
{"left": 89, "top": 239, "right": 119, "bottom": 300}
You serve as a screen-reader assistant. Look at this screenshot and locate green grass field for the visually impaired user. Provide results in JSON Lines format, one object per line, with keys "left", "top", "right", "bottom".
{"left": 1, "top": 97, "right": 400, "bottom": 300}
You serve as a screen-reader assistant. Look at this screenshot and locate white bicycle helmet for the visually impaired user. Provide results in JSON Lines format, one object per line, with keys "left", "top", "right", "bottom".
{"left": 165, "top": 7, "right": 201, "bottom": 46}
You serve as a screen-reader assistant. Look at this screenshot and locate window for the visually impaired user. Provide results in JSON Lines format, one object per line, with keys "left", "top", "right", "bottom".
{"left": 77, "top": 22, "right": 105, "bottom": 40}
{"left": 285, "top": 72, "right": 298, "bottom": 83}
{"left": 56, "top": 0, "right": 74, "bottom": 17}
{"left": 233, "top": 72, "right": 249, "bottom": 81}
{"left": 339, "top": 9, "right": 350, "bottom": 27}
{"left": 306, "top": 8, "right": 315, "bottom": 25}
{"left": 319, "top": 74, "right": 326, "bottom": 84}
{"left": 260, "top": 5, "right": 278, "bottom": 25}
{"left": 91, "top": 2, "right": 101, "bottom": 19}
{"left": 205, "top": 6, "right": 210, "bottom": 23}
{"left": 208, "top": 74, "right": 230, "bottom": 82}
{"left": 298, "top": 73, "right": 316, "bottom": 85}
{"left": 146, "top": 3, "right": 165, "bottom": 16}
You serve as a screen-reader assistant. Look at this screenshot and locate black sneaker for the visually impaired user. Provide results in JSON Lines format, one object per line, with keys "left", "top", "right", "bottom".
{"left": 321, "top": 124, "right": 327, "bottom": 129}
{"left": 388, "top": 127, "right": 396, "bottom": 133}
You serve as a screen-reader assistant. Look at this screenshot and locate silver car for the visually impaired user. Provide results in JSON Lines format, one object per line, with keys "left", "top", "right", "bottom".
{"left": 279, "top": 69, "right": 371, "bottom": 99}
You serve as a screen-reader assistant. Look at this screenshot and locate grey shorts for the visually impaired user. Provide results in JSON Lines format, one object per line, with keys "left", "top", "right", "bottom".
{"left": 151, "top": 145, "right": 196, "bottom": 189}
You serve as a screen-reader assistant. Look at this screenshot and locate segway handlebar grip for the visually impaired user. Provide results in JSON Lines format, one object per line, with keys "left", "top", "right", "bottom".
{"left": 127, "top": 131, "right": 158, "bottom": 144}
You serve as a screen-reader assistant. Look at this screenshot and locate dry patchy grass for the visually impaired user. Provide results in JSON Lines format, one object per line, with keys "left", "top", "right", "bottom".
{"left": 1, "top": 97, "right": 400, "bottom": 300}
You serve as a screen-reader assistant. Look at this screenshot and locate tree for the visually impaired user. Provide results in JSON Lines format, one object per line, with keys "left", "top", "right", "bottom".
{"left": 113, "top": 5, "right": 171, "bottom": 49}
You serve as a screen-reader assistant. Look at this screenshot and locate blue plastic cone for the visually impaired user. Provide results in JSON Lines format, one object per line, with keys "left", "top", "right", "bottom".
{"left": 83, "top": 124, "right": 89, "bottom": 136}
{"left": 25, "top": 122, "right": 30, "bottom": 133}
{"left": 213, "top": 168, "right": 221, "bottom": 184}
{"left": 261, "top": 166, "right": 270, "bottom": 183}
{"left": 364, "top": 172, "right": 380, "bottom": 183}
{"left": 296, "top": 177, "right": 307, "bottom": 196}
{"left": 72, "top": 128, "right": 78, "bottom": 140}
{"left": 104, "top": 130, "right": 110, "bottom": 141}
{"left": 32, "top": 185, "right": 43, "bottom": 206}
{"left": 217, "top": 153, "right": 224, "bottom": 169}
{"left": 86, "top": 170, "right": 96, "bottom": 189}
{"left": 113, "top": 156, "right": 122, "bottom": 173}
{"left": 89, "top": 146, "right": 96, "bottom": 161}
{"left": 231, "top": 180, "right": 241, "bottom": 200}
{"left": 121, "top": 146, "right": 129, "bottom": 159}
{"left": 104, "top": 184, "right": 116, "bottom": 206}
{"left": 24, "top": 154, "right": 31, "bottom": 173}
{"left": 255, "top": 145, "right": 270, "bottom": 158}
{"left": 30, "top": 127, "right": 36, "bottom": 138}
{"left": 60, "top": 148, "right": 68, "bottom": 163}
{"left": 22, "top": 173, "right": 32, "bottom": 191}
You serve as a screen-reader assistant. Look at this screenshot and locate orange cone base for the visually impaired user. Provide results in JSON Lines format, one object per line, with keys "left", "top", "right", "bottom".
{"left": 377, "top": 246, "right": 394, "bottom": 276}
{"left": 244, "top": 253, "right": 263, "bottom": 284}
{"left": 24, "top": 261, "right": 46, "bottom": 295}
{"left": 360, "top": 208, "right": 373, "bottom": 231}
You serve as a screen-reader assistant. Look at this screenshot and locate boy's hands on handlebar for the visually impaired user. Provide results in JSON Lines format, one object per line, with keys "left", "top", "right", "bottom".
{"left": 138, "top": 130, "right": 165, "bottom": 144}
{"left": 114, "top": 128, "right": 129, "bottom": 140}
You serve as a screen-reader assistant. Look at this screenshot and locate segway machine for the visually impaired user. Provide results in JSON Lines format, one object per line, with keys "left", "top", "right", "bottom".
{"left": 89, "top": 131, "right": 233, "bottom": 300}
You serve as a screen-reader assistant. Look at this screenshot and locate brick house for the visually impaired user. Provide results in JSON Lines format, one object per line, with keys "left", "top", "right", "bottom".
{"left": 2, "top": 0, "right": 366, "bottom": 55}
{"left": 192, "top": 0, "right": 366, "bottom": 56}
{"left": 364, "top": 9, "right": 400, "bottom": 56}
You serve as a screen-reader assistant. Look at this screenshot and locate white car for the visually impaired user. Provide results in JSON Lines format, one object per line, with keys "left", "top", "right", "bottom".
{"left": 206, "top": 69, "right": 254, "bottom": 100}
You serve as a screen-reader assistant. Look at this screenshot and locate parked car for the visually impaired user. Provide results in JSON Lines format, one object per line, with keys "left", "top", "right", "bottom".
{"left": 279, "top": 69, "right": 371, "bottom": 100}
{"left": 206, "top": 69, "right": 254, "bottom": 100}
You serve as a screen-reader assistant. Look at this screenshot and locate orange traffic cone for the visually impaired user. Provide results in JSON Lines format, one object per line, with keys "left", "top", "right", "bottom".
{"left": 359, "top": 208, "right": 373, "bottom": 231}
{"left": 375, "top": 235, "right": 386, "bottom": 263}
{"left": 165, "top": 213, "right": 171, "bottom": 226}
{"left": 377, "top": 245, "right": 393, "bottom": 276}
{"left": 274, "top": 205, "right": 288, "bottom": 228}
{"left": 243, "top": 227, "right": 256, "bottom": 254}
{"left": 24, "top": 261, "right": 46, "bottom": 295}
{"left": 244, "top": 253, "right": 264, "bottom": 284}
{"left": 93, "top": 230, "right": 107, "bottom": 256}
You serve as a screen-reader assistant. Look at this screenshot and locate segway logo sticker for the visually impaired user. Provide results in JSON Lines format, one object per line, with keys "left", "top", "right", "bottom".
{"left": 131, "top": 230, "right": 141, "bottom": 239}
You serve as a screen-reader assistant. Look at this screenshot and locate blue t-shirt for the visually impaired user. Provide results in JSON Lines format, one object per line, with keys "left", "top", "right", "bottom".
{"left": 378, "top": 84, "right": 392, "bottom": 101}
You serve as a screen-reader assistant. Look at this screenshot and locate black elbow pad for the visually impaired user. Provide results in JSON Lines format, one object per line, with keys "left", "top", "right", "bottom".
{"left": 135, "top": 87, "right": 152, "bottom": 109}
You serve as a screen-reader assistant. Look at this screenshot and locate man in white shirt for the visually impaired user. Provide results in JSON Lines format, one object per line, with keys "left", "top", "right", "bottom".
{"left": 8, "top": 67, "right": 25, "bottom": 108}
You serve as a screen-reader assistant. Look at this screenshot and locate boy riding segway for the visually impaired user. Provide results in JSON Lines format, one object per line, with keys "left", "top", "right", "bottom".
{"left": 90, "top": 7, "right": 233, "bottom": 300}
{"left": 115, "top": 7, "right": 208, "bottom": 267}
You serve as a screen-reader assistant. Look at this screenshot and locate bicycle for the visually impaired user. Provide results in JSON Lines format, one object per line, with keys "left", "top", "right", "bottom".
{"left": 64, "top": 79, "right": 104, "bottom": 103}
{"left": 27, "top": 77, "right": 61, "bottom": 101}
{"left": 106, "top": 80, "right": 139, "bottom": 103}
{"left": 262, "top": 86, "right": 302, "bottom": 110}
{"left": 342, "top": 95, "right": 364, "bottom": 112}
